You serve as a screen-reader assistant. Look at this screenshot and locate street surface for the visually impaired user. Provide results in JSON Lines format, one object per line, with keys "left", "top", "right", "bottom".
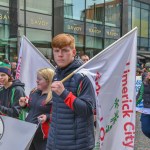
{"left": 134, "top": 112, "right": 150, "bottom": 150}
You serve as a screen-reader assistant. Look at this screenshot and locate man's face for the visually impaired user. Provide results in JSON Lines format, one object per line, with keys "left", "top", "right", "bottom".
{"left": 53, "top": 46, "right": 76, "bottom": 68}
{"left": 81, "top": 56, "right": 89, "bottom": 63}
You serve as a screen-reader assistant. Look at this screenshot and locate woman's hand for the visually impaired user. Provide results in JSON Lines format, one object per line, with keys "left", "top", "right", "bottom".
{"left": 38, "top": 114, "right": 47, "bottom": 124}
{"left": 19, "top": 97, "right": 27, "bottom": 107}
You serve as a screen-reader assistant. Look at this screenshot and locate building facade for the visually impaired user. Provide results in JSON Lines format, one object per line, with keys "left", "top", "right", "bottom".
{"left": 0, "top": 0, "right": 150, "bottom": 62}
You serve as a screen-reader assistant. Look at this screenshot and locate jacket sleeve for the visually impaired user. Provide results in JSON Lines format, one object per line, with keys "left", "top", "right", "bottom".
{"left": 60, "top": 75, "right": 95, "bottom": 117}
{"left": 0, "top": 87, "right": 25, "bottom": 117}
{"left": 136, "top": 83, "right": 144, "bottom": 106}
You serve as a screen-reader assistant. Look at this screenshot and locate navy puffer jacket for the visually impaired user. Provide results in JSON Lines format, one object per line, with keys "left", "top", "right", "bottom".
{"left": 46, "top": 58, "right": 95, "bottom": 150}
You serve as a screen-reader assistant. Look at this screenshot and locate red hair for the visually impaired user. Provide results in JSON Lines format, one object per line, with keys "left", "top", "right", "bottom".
{"left": 51, "top": 34, "right": 75, "bottom": 49}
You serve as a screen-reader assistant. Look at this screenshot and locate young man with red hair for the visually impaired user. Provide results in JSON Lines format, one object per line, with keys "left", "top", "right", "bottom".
{"left": 46, "top": 34, "right": 95, "bottom": 150}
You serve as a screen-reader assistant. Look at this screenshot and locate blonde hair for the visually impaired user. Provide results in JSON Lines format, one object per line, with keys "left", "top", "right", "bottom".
{"left": 51, "top": 33, "right": 75, "bottom": 49}
{"left": 37, "top": 68, "right": 54, "bottom": 104}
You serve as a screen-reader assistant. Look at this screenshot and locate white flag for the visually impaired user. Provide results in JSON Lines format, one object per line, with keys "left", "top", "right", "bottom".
{"left": 16, "top": 36, "right": 55, "bottom": 96}
{"left": 0, "top": 115, "right": 37, "bottom": 150}
{"left": 76, "top": 28, "right": 137, "bottom": 150}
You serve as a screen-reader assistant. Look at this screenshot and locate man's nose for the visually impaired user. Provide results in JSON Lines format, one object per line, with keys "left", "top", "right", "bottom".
{"left": 58, "top": 50, "right": 63, "bottom": 56}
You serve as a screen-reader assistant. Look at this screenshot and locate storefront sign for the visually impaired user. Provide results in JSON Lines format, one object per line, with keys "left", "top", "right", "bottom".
{"left": 64, "top": 19, "right": 84, "bottom": 34}
{"left": 19, "top": 11, "right": 51, "bottom": 30}
{"left": 86, "top": 23, "right": 103, "bottom": 37}
{"left": 0, "top": 10, "right": 9, "bottom": 24}
{"left": 30, "top": 18, "right": 48, "bottom": 27}
{"left": 0, "top": 13, "right": 9, "bottom": 20}
{"left": 105, "top": 27, "right": 120, "bottom": 39}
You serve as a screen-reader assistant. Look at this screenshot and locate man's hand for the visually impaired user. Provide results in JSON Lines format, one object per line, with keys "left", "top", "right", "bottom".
{"left": 51, "top": 81, "right": 65, "bottom": 95}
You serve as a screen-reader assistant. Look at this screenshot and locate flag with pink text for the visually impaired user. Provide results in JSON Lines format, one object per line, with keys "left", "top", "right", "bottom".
{"left": 16, "top": 36, "right": 55, "bottom": 96}
{"left": 77, "top": 28, "right": 137, "bottom": 150}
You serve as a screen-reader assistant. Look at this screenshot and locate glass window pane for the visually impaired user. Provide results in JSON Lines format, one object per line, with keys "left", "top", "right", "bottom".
{"left": 64, "top": 19, "right": 84, "bottom": 35}
{"left": 86, "top": 22, "right": 103, "bottom": 37}
{"left": 128, "top": 0, "right": 131, "bottom": 5}
{"left": 141, "top": 9, "right": 148, "bottom": 38}
{"left": 104, "top": 38, "right": 115, "bottom": 48}
{"left": 0, "top": 24, "right": 17, "bottom": 61}
{"left": 86, "top": 0, "right": 104, "bottom": 24}
{"left": 0, "top": 0, "right": 9, "bottom": 7}
{"left": 21, "top": 0, "right": 52, "bottom": 15}
{"left": 64, "top": 0, "right": 85, "bottom": 21}
{"left": 26, "top": 12, "right": 52, "bottom": 30}
{"left": 0, "top": 6, "right": 9, "bottom": 24}
{"left": 26, "top": 28, "right": 52, "bottom": 42}
{"left": 132, "top": 1, "right": 140, "bottom": 7}
{"left": 19, "top": 0, "right": 24, "bottom": 9}
{"left": 73, "top": 34, "right": 84, "bottom": 47}
{"left": 132, "top": 7, "right": 140, "bottom": 36}
{"left": 86, "top": 36, "right": 102, "bottom": 49}
{"left": 128, "top": 6, "right": 131, "bottom": 30}
{"left": 137, "top": 37, "right": 140, "bottom": 46}
{"left": 105, "top": 26, "right": 120, "bottom": 39}
{"left": 141, "top": 3, "right": 149, "bottom": 9}
{"left": 140, "top": 37, "right": 148, "bottom": 47}
{"left": 105, "top": 0, "right": 122, "bottom": 27}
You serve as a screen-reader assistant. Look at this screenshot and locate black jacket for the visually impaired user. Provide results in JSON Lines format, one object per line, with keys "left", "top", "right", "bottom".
{"left": 25, "top": 90, "right": 51, "bottom": 125}
{"left": 0, "top": 79, "right": 25, "bottom": 117}
{"left": 46, "top": 58, "right": 95, "bottom": 150}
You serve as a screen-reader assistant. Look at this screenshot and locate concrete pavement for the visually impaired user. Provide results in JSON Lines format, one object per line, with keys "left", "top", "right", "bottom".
{"left": 134, "top": 112, "right": 150, "bottom": 150}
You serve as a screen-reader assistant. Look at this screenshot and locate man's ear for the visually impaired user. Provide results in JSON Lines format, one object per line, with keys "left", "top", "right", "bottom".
{"left": 72, "top": 49, "right": 76, "bottom": 57}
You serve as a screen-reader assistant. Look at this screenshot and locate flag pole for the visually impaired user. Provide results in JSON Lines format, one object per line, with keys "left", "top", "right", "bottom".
{"left": 61, "top": 27, "right": 138, "bottom": 83}
{"left": 61, "top": 72, "right": 75, "bottom": 83}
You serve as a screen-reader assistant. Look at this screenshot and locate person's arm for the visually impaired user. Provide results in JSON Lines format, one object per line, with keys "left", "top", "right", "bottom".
{"left": 136, "top": 83, "right": 144, "bottom": 106}
{"left": 60, "top": 76, "right": 95, "bottom": 117}
{"left": 0, "top": 87, "right": 25, "bottom": 117}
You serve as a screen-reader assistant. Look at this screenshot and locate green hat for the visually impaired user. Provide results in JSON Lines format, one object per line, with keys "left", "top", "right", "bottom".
{"left": 0, "top": 62, "right": 11, "bottom": 76}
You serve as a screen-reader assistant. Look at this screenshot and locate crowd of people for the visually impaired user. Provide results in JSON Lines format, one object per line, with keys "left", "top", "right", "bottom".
{"left": 1, "top": 33, "right": 150, "bottom": 149}
{"left": 0, "top": 34, "right": 94, "bottom": 150}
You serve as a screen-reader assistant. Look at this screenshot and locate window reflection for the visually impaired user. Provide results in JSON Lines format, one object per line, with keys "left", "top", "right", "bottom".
{"left": 20, "top": 0, "right": 52, "bottom": 15}
{"left": 0, "top": 0, "right": 9, "bottom": 7}
{"left": 141, "top": 9, "right": 148, "bottom": 38}
{"left": 132, "top": 7, "right": 140, "bottom": 36}
{"left": 105, "top": 0, "right": 121, "bottom": 27}
{"left": 86, "top": 36, "right": 102, "bottom": 49}
{"left": 0, "top": 7, "right": 9, "bottom": 24}
{"left": 64, "top": 0, "right": 85, "bottom": 20}
{"left": 86, "top": 0, "right": 104, "bottom": 24}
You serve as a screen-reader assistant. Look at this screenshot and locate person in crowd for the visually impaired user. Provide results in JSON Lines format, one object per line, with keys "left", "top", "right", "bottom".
{"left": 142, "top": 62, "right": 150, "bottom": 81}
{"left": 19, "top": 68, "right": 54, "bottom": 150}
{"left": 136, "top": 72, "right": 150, "bottom": 138}
{"left": 3, "top": 58, "right": 10, "bottom": 64}
{"left": 136, "top": 68, "right": 143, "bottom": 76}
{"left": 80, "top": 54, "right": 90, "bottom": 64}
{"left": 0, "top": 61, "right": 25, "bottom": 118}
{"left": 11, "top": 61, "right": 17, "bottom": 79}
{"left": 46, "top": 34, "right": 95, "bottom": 150}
